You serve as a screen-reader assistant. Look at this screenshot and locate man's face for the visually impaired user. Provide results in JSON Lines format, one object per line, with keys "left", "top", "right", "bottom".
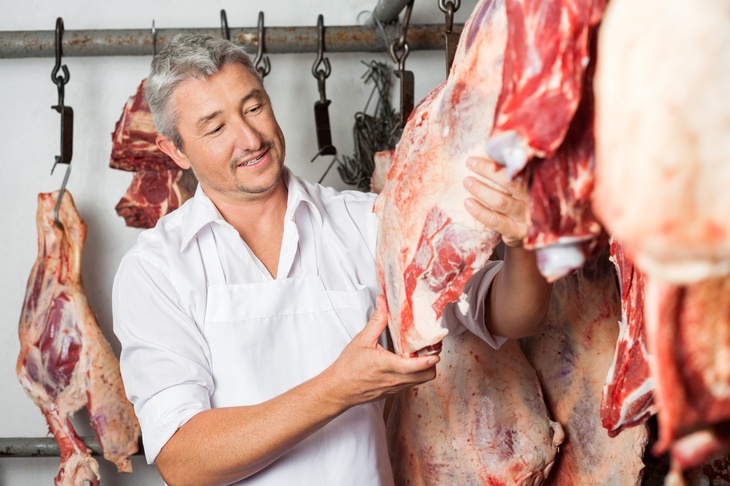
{"left": 160, "top": 63, "right": 286, "bottom": 204}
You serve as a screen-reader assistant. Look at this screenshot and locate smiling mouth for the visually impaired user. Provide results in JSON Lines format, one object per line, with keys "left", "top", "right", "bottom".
{"left": 238, "top": 149, "right": 267, "bottom": 168}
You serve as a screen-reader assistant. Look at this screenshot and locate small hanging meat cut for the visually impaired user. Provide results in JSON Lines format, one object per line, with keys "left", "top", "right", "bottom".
{"left": 17, "top": 191, "right": 140, "bottom": 486}
{"left": 601, "top": 239, "right": 656, "bottom": 437}
{"left": 110, "top": 79, "right": 197, "bottom": 229}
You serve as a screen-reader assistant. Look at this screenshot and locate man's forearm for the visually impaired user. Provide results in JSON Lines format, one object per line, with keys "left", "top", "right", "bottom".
{"left": 156, "top": 369, "right": 349, "bottom": 486}
{"left": 487, "top": 246, "right": 553, "bottom": 339}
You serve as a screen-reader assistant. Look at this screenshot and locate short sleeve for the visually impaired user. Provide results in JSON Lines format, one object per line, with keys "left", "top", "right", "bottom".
{"left": 112, "top": 252, "right": 213, "bottom": 463}
{"left": 441, "top": 260, "right": 509, "bottom": 349}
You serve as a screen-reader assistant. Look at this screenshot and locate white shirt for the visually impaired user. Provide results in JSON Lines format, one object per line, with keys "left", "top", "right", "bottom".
{"left": 112, "top": 168, "right": 505, "bottom": 466}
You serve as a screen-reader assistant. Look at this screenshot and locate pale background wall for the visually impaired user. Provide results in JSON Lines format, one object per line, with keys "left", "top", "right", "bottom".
{"left": 0, "top": 0, "right": 476, "bottom": 484}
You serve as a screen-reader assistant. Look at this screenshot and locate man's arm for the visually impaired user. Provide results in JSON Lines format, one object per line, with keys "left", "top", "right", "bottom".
{"left": 155, "top": 296, "right": 438, "bottom": 486}
{"left": 463, "top": 156, "right": 553, "bottom": 339}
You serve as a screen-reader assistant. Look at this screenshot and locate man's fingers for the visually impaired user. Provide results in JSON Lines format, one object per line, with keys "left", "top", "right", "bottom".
{"left": 359, "top": 294, "right": 389, "bottom": 344}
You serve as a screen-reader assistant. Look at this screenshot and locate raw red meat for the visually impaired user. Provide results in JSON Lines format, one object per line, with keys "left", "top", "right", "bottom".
{"left": 17, "top": 191, "right": 140, "bottom": 486}
{"left": 523, "top": 37, "right": 605, "bottom": 281}
{"left": 521, "top": 253, "right": 649, "bottom": 484}
{"left": 387, "top": 332, "right": 564, "bottom": 484}
{"left": 374, "top": 0, "right": 516, "bottom": 356}
{"left": 115, "top": 169, "right": 197, "bottom": 229}
{"left": 110, "top": 79, "right": 196, "bottom": 228}
{"left": 485, "top": 0, "right": 606, "bottom": 177}
{"left": 646, "top": 275, "right": 730, "bottom": 470}
{"left": 601, "top": 238, "right": 656, "bottom": 436}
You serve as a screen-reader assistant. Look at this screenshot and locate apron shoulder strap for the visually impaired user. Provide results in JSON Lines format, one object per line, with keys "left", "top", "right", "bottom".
{"left": 197, "top": 224, "right": 226, "bottom": 286}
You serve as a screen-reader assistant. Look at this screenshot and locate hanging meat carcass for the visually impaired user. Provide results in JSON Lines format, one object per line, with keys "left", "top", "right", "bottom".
{"left": 110, "top": 79, "right": 197, "bottom": 229}
{"left": 521, "top": 252, "right": 649, "bottom": 484}
{"left": 374, "top": 0, "right": 517, "bottom": 356}
{"left": 601, "top": 239, "right": 656, "bottom": 437}
{"left": 387, "top": 332, "right": 564, "bottom": 485}
{"left": 17, "top": 191, "right": 140, "bottom": 486}
{"left": 593, "top": 0, "right": 730, "bottom": 283}
{"left": 593, "top": 0, "right": 730, "bottom": 473}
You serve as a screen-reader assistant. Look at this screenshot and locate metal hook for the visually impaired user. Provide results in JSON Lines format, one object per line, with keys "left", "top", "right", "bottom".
{"left": 388, "top": 0, "right": 414, "bottom": 72}
{"left": 254, "top": 12, "right": 271, "bottom": 79}
{"left": 311, "top": 14, "right": 336, "bottom": 160}
{"left": 152, "top": 20, "right": 157, "bottom": 57}
{"left": 388, "top": 2, "right": 415, "bottom": 128}
{"left": 51, "top": 18, "right": 70, "bottom": 90}
{"left": 220, "top": 10, "right": 230, "bottom": 41}
{"left": 438, "top": 0, "right": 461, "bottom": 73}
{"left": 311, "top": 15, "right": 331, "bottom": 82}
{"left": 50, "top": 17, "right": 73, "bottom": 227}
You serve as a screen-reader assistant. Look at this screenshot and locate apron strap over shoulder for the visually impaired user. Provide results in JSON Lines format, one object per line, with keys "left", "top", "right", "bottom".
{"left": 198, "top": 224, "right": 226, "bottom": 287}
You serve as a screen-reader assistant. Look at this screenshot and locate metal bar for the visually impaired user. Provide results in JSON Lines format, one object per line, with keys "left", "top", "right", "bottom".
{"left": 0, "top": 437, "right": 144, "bottom": 458}
{"left": 0, "top": 24, "right": 462, "bottom": 59}
{"left": 369, "top": 0, "right": 414, "bottom": 24}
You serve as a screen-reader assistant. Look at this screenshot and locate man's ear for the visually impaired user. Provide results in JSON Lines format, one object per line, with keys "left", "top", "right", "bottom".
{"left": 157, "top": 135, "right": 191, "bottom": 170}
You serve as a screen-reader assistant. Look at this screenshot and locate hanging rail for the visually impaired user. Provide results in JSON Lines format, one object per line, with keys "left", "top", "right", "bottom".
{"left": 0, "top": 24, "right": 462, "bottom": 59}
{"left": 0, "top": 437, "right": 144, "bottom": 458}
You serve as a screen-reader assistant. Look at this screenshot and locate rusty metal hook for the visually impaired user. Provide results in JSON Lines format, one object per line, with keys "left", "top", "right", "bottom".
{"left": 438, "top": 0, "right": 461, "bottom": 73}
{"left": 311, "top": 15, "right": 331, "bottom": 83}
{"left": 388, "top": 0, "right": 414, "bottom": 72}
{"left": 50, "top": 17, "right": 73, "bottom": 226}
{"left": 220, "top": 10, "right": 231, "bottom": 40}
{"left": 254, "top": 12, "right": 271, "bottom": 79}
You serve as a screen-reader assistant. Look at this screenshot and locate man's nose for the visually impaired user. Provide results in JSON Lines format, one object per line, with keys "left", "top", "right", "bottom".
{"left": 233, "top": 117, "right": 263, "bottom": 150}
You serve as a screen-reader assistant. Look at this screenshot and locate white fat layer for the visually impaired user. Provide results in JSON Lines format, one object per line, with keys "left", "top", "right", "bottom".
{"left": 457, "top": 292, "right": 470, "bottom": 316}
{"left": 536, "top": 243, "right": 586, "bottom": 281}
{"left": 616, "top": 377, "right": 657, "bottom": 428}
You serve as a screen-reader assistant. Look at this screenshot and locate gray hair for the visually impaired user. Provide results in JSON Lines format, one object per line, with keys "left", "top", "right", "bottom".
{"left": 145, "top": 33, "right": 260, "bottom": 149}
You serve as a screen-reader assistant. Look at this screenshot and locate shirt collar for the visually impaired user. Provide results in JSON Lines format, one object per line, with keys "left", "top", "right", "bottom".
{"left": 180, "top": 167, "right": 323, "bottom": 251}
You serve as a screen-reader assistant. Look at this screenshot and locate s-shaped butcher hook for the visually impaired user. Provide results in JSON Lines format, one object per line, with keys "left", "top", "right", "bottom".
{"left": 389, "top": 0, "right": 415, "bottom": 129}
{"left": 51, "top": 17, "right": 74, "bottom": 227}
{"left": 254, "top": 12, "right": 271, "bottom": 81}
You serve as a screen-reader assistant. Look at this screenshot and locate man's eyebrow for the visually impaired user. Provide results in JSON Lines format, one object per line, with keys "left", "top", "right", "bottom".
{"left": 243, "top": 89, "right": 266, "bottom": 104}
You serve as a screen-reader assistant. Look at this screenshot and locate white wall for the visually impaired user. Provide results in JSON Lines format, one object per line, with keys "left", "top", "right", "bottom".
{"left": 0, "top": 0, "right": 476, "bottom": 484}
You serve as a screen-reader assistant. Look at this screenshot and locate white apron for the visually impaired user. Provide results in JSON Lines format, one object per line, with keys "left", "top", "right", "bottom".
{"left": 197, "top": 221, "right": 393, "bottom": 486}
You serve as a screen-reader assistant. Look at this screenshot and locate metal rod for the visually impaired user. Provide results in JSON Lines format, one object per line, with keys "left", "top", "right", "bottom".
{"left": 0, "top": 437, "right": 144, "bottom": 458}
{"left": 0, "top": 24, "right": 462, "bottom": 59}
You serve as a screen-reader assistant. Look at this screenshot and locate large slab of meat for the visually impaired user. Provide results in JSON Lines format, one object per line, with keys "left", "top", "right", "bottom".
{"left": 110, "top": 79, "right": 197, "bottom": 228}
{"left": 374, "top": 0, "right": 513, "bottom": 356}
{"left": 593, "top": 0, "right": 730, "bottom": 283}
{"left": 646, "top": 275, "right": 730, "bottom": 471}
{"left": 387, "top": 331, "right": 564, "bottom": 485}
{"left": 17, "top": 191, "right": 140, "bottom": 486}
{"left": 601, "top": 239, "right": 656, "bottom": 437}
{"left": 484, "top": 0, "right": 605, "bottom": 177}
{"left": 521, "top": 253, "right": 649, "bottom": 485}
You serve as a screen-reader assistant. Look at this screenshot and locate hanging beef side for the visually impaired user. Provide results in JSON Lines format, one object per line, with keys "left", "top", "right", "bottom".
{"left": 17, "top": 191, "right": 140, "bottom": 486}
{"left": 110, "top": 79, "right": 197, "bottom": 228}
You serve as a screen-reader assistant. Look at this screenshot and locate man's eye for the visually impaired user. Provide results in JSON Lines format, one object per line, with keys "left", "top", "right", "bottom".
{"left": 246, "top": 104, "right": 263, "bottom": 114}
{"left": 207, "top": 125, "right": 223, "bottom": 136}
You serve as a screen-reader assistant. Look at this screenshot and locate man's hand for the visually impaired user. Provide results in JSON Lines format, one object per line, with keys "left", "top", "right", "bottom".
{"left": 325, "top": 295, "right": 439, "bottom": 407}
{"left": 463, "top": 156, "right": 529, "bottom": 247}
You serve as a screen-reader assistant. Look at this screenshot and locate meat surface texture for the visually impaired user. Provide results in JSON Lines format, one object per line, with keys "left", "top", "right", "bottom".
{"left": 601, "top": 238, "right": 656, "bottom": 436}
{"left": 387, "top": 331, "right": 564, "bottom": 485}
{"left": 374, "top": 0, "right": 514, "bottom": 356}
{"left": 17, "top": 191, "right": 140, "bottom": 486}
{"left": 484, "top": 0, "right": 606, "bottom": 177}
{"left": 593, "top": 0, "right": 730, "bottom": 283}
{"left": 523, "top": 43, "right": 605, "bottom": 281}
{"left": 645, "top": 275, "right": 730, "bottom": 470}
{"left": 110, "top": 78, "right": 197, "bottom": 228}
{"left": 521, "top": 253, "right": 648, "bottom": 485}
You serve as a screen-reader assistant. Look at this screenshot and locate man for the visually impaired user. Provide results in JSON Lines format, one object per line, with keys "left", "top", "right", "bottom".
{"left": 113, "top": 34, "right": 552, "bottom": 486}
